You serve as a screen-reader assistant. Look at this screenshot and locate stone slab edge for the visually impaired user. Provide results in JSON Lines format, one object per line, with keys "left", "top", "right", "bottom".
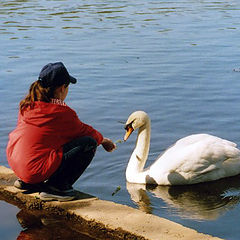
{"left": 0, "top": 166, "right": 223, "bottom": 240}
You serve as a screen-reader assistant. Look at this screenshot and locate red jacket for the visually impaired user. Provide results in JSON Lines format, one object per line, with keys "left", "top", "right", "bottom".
{"left": 6, "top": 101, "right": 103, "bottom": 184}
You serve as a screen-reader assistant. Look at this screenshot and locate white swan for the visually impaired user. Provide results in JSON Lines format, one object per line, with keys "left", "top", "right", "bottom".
{"left": 124, "top": 111, "right": 240, "bottom": 185}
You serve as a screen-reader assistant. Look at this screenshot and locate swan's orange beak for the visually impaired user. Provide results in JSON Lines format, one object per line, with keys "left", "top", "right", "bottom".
{"left": 124, "top": 127, "right": 134, "bottom": 141}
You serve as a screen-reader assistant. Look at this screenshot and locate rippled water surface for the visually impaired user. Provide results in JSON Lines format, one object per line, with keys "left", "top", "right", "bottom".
{"left": 0, "top": 201, "right": 20, "bottom": 240}
{"left": 1, "top": 0, "right": 240, "bottom": 239}
{"left": 0, "top": 200, "right": 96, "bottom": 239}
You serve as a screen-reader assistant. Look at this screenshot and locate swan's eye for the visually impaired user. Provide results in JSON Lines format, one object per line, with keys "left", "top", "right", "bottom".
{"left": 124, "top": 121, "right": 135, "bottom": 141}
{"left": 124, "top": 121, "right": 134, "bottom": 131}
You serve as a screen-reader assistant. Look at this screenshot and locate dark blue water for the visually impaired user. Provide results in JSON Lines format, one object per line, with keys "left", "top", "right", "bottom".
{"left": 0, "top": 201, "right": 21, "bottom": 240}
{"left": 1, "top": 0, "right": 240, "bottom": 239}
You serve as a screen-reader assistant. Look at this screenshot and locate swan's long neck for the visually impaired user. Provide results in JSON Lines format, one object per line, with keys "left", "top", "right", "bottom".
{"left": 126, "top": 119, "right": 151, "bottom": 183}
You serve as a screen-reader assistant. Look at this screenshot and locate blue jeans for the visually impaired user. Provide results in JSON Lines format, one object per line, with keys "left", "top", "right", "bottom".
{"left": 47, "top": 136, "right": 97, "bottom": 190}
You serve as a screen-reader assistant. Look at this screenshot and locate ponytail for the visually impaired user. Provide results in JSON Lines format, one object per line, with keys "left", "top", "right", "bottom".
{"left": 19, "top": 80, "right": 56, "bottom": 114}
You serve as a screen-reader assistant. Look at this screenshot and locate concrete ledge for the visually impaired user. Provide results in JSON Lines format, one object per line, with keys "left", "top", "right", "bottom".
{"left": 0, "top": 166, "right": 222, "bottom": 240}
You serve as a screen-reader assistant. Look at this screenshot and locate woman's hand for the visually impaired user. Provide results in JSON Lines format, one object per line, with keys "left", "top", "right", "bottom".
{"left": 101, "top": 138, "right": 116, "bottom": 152}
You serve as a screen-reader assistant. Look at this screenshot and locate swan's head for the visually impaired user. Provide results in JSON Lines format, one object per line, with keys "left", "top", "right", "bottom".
{"left": 124, "top": 111, "right": 149, "bottom": 141}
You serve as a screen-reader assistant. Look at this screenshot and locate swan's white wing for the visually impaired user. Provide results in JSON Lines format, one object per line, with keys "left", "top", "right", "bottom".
{"left": 149, "top": 134, "right": 240, "bottom": 185}
{"left": 175, "top": 134, "right": 237, "bottom": 148}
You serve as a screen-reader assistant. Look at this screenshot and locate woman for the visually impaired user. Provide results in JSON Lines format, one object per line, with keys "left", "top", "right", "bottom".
{"left": 6, "top": 62, "right": 116, "bottom": 201}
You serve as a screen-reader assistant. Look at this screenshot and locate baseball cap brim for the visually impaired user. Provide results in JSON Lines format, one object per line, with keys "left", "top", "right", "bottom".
{"left": 70, "top": 75, "right": 77, "bottom": 84}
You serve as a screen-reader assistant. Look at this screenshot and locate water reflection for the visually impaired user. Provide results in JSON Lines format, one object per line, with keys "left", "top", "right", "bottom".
{"left": 127, "top": 175, "right": 240, "bottom": 220}
{"left": 16, "top": 209, "right": 95, "bottom": 240}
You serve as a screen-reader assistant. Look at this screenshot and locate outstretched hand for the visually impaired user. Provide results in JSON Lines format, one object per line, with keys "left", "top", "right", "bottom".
{"left": 102, "top": 138, "right": 116, "bottom": 152}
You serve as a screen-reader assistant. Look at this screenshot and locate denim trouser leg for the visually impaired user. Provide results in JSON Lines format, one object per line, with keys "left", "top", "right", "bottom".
{"left": 47, "top": 136, "right": 97, "bottom": 189}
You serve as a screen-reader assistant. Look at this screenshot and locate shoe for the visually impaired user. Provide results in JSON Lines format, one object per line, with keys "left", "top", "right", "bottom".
{"left": 14, "top": 179, "right": 28, "bottom": 189}
{"left": 39, "top": 191, "right": 75, "bottom": 202}
{"left": 45, "top": 182, "right": 75, "bottom": 194}
{"left": 61, "top": 187, "right": 75, "bottom": 194}
{"left": 14, "top": 179, "right": 45, "bottom": 191}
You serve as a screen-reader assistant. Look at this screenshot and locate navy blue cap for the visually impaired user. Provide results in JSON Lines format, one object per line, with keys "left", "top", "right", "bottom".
{"left": 38, "top": 62, "right": 77, "bottom": 88}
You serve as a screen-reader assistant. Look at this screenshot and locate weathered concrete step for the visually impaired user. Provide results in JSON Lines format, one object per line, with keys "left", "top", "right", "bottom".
{"left": 0, "top": 166, "right": 222, "bottom": 240}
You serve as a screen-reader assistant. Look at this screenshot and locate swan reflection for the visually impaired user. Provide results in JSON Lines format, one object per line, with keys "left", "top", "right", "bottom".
{"left": 126, "top": 175, "right": 240, "bottom": 220}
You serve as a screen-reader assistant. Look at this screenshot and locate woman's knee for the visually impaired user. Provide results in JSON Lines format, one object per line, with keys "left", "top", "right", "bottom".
{"left": 84, "top": 136, "right": 97, "bottom": 146}
{"left": 82, "top": 136, "right": 97, "bottom": 153}
{"left": 63, "top": 136, "right": 97, "bottom": 152}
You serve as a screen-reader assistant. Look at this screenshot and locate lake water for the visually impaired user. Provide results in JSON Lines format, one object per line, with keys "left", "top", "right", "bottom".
{"left": 1, "top": 0, "right": 240, "bottom": 239}
{"left": 0, "top": 200, "right": 96, "bottom": 239}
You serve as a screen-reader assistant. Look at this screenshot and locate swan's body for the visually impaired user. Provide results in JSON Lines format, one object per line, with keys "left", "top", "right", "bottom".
{"left": 124, "top": 111, "right": 240, "bottom": 185}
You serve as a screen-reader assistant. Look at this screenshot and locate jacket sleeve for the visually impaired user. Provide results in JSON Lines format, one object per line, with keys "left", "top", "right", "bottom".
{"left": 59, "top": 108, "right": 104, "bottom": 145}
{"left": 73, "top": 114, "right": 104, "bottom": 145}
